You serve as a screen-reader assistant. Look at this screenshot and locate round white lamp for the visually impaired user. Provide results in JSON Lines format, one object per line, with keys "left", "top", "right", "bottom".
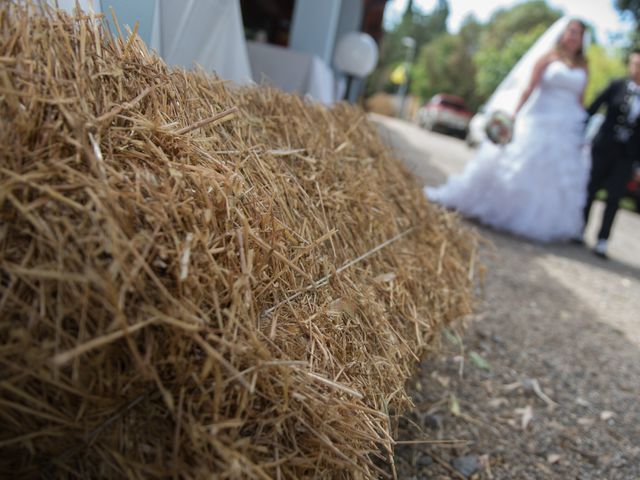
{"left": 334, "top": 32, "right": 379, "bottom": 100}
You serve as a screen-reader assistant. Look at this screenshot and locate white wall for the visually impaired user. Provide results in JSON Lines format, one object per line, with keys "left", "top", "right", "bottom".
{"left": 54, "top": 0, "right": 101, "bottom": 13}
{"left": 100, "top": 0, "right": 156, "bottom": 45}
{"left": 289, "top": 0, "right": 342, "bottom": 64}
{"left": 334, "top": 0, "right": 363, "bottom": 52}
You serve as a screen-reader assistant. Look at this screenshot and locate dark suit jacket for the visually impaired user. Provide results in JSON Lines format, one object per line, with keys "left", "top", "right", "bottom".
{"left": 587, "top": 78, "right": 640, "bottom": 160}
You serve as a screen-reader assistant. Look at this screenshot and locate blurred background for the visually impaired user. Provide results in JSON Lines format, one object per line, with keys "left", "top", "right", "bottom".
{"left": 365, "top": 0, "right": 637, "bottom": 120}
{"left": 58, "top": 0, "right": 639, "bottom": 115}
{"left": 56, "top": 0, "right": 640, "bottom": 208}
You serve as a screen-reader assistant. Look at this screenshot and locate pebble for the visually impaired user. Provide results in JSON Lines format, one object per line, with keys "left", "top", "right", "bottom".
{"left": 423, "top": 413, "right": 442, "bottom": 430}
{"left": 452, "top": 455, "right": 479, "bottom": 478}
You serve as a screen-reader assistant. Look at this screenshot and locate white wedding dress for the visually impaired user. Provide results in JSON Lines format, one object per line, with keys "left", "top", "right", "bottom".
{"left": 425, "top": 60, "right": 590, "bottom": 242}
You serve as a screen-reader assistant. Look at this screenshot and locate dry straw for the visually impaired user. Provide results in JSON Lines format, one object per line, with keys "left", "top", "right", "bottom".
{"left": 0, "top": 3, "right": 477, "bottom": 478}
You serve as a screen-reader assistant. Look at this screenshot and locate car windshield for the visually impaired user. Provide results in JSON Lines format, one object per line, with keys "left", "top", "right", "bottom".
{"left": 438, "top": 98, "right": 466, "bottom": 110}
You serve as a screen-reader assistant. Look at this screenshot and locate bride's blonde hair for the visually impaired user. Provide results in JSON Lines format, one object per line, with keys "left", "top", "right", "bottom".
{"left": 554, "top": 19, "right": 587, "bottom": 66}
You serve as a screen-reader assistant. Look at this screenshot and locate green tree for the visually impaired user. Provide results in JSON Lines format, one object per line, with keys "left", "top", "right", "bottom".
{"left": 367, "top": 0, "right": 449, "bottom": 94}
{"left": 614, "top": 0, "right": 640, "bottom": 48}
{"left": 584, "top": 44, "right": 627, "bottom": 105}
{"left": 457, "top": 14, "right": 483, "bottom": 57}
{"left": 472, "top": 1, "right": 561, "bottom": 104}
{"left": 474, "top": 24, "right": 548, "bottom": 101}
{"left": 411, "top": 16, "right": 482, "bottom": 109}
{"left": 407, "top": 1, "right": 560, "bottom": 110}
{"left": 479, "top": 0, "right": 561, "bottom": 49}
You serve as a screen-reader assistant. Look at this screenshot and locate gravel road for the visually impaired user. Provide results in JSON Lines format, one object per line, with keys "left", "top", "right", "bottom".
{"left": 371, "top": 114, "right": 640, "bottom": 479}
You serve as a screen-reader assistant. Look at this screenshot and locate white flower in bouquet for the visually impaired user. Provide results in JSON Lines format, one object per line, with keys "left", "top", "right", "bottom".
{"left": 485, "top": 111, "right": 514, "bottom": 145}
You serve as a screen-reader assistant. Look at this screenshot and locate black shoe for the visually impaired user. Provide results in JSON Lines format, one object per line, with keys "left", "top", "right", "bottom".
{"left": 570, "top": 237, "right": 585, "bottom": 246}
{"left": 592, "top": 250, "right": 608, "bottom": 260}
{"left": 592, "top": 247, "right": 608, "bottom": 260}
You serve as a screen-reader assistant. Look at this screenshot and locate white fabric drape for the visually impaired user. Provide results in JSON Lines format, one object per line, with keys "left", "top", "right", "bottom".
{"left": 246, "top": 41, "right": 337, "bottom": 104}
{"left": 55, "top": 0, "right": 101, "bottom": 14}
{"left": 149, "top": 0, "right": 252, "bottom": 85}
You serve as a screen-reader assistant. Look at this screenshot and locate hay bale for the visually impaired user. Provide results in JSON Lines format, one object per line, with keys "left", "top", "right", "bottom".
{"left": 0, "top": 3, "right": 477, "bottom": 478}
{"left": 364, "top": 92, "right": 397, "bottom": 117}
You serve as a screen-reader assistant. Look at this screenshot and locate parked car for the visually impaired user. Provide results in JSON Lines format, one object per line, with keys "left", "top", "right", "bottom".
{"left": 417, "top": 94, "right": 473, "bottom": 136}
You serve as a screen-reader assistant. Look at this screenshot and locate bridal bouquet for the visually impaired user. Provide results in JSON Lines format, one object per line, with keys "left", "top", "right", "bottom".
{"left": 485, "top": 111, "right": 514, "bottom": 145}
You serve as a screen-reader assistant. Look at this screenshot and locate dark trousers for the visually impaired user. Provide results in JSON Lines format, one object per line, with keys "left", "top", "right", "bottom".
{"left": 583, "top": 142, "right": 634, "bottom": 240}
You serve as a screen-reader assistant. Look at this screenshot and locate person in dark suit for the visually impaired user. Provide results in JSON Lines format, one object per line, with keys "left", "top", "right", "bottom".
{"left": 583, "top": 49, "right": 640, "bottom": 258}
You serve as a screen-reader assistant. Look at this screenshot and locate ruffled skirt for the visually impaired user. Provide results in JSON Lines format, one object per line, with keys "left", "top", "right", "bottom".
{"left": 425, "top": 112, "right": 590, "bottom": 242}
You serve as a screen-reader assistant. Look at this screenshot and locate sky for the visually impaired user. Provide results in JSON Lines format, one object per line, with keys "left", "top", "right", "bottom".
{"left": 384, "top": 0, "right": 635, "bottom": 47}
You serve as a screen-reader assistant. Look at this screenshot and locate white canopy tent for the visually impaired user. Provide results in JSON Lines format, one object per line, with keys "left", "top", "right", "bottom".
{"left": 247, "top": 41, "right": 338, "bottom": 105}
{"left": 54, "top": 0, "right": 251, "bottom": 86}
{"left": 55, "top": 0, "right": 101, "bottom": 14}
{"left": 51, "top": 0, "right": 350, "bottom": 102}
{"left": 148, "top": 0, "right": 252, "bottom": 86}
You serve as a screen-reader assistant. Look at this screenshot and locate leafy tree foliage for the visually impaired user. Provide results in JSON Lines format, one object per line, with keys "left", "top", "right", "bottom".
{"left": 410, "top": 1, "right": 560, "bottom": 109}
{"left": 478, "top": 0, "right": 561, "bottom": 49}
{"left": 411, "top": 16, "right": 482, "bottom": 109}
{"left": 367, "top": 0, "right": 449, "bottom": 94}
{"left": 584, "top": 44, "right": 627, "bottom": 105}
{"left": 614, "top": 0, "right": 640, "bottom": 47}
{"left": 474, "top": 24, "right": 548, "bottom": 102}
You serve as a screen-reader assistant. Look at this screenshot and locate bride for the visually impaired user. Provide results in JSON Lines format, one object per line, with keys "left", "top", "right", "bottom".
{"left": 425, "top": 17, "right": 590, "bottom": 243}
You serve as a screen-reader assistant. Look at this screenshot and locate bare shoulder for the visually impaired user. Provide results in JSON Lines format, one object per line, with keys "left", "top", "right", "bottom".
{"left": 535, "top": 52, "right": 556, "bottom": 69}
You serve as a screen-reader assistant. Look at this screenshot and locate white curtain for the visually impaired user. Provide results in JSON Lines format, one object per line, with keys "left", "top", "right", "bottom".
{"left": 149, "top": 0, "right": 252, "bottom": 85}
{"left": 55, "top": 0, "right": 101, "bottom": 14}
{"left": 247, "top": 41, "right": 337, "bottom": 104}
